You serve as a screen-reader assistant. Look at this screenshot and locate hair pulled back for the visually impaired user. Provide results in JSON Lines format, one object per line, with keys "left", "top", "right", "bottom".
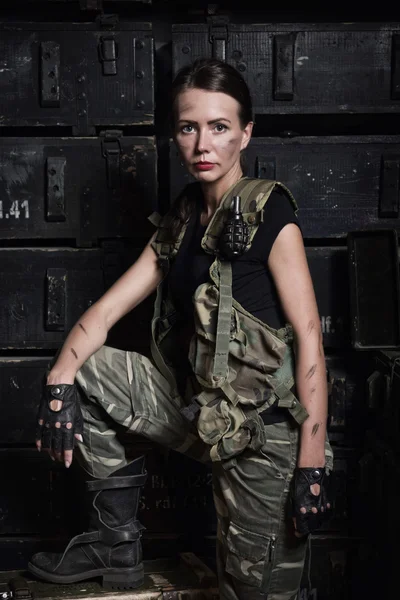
{"left": 171, "top": 58, "right": 253, "bottom": 129}
{"left": 168, "top": 58, "right": 253, "bottom": 237}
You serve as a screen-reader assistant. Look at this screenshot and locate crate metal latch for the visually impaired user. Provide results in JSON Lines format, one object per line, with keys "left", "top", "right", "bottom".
{"left": 100, "top": 130, "right": 123, "bottom": 189}
{"left": 207, "top": 15, "right": 229, "bottom": 61}
{"left": 98, "top": 36, "right": 119, "bottom": 76}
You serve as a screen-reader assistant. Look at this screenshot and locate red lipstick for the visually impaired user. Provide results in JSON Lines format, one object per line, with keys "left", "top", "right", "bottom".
{"left": 194, "top": 162, "right": 215, "bottom": 171}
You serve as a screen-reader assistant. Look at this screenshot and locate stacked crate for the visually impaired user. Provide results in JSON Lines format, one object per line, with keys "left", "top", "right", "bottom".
{"left": 0, "top": 16, "right": 163, "bottom": 568}
{"left": 0, "top": 10, "right": 218, "bottom": 575}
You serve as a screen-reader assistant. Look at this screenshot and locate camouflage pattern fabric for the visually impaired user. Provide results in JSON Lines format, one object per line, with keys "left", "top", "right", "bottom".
{"left": 44, "top": 345, "right": 333, "bottom": 599}
{"left": 187, "top": 260, "right": 308, "bottom": 464}
{"left": 151, "top": 177, "right": 308, "bottom": 467}
{"left": 199, "top": 177, "right": 298, "bottom": 257}
{"left": 213, "top": 420, "right": 333, "bottom": 600}
{"left": 46, "top": 345, "right": 210, "bottom": 479}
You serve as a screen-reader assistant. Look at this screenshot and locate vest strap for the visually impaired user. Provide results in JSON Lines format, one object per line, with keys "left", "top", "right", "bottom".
{"left": 273, "top": 382, "right": 309, "bottom": 424}
{"left": 197, "top": 381, "right": 241, "bottom": 408}
{"left": 213, "top": 260, "right": 233, "bottom": 381}
{"left": 243, "top": 211, "right": 263, "bottom": 226}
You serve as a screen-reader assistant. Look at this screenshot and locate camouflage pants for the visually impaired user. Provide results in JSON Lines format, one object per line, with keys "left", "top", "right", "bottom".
{"left": 58, "top": 344, "right": 321, "bottom": 599}
{"left": 213, "top": 421, "right": 308, "bottom": 600}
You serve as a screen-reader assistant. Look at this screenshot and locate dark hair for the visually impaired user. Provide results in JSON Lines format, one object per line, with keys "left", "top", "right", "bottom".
{"left": 171, "top": 58, "right": 253, "bottom": 129}
{"left": 169, "top": 58, "right": 253, "bottom": 237}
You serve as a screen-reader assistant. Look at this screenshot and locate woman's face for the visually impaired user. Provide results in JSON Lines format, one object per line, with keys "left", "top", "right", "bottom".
{"left": 173, "top": 88, "right": 253, "bottom": 184}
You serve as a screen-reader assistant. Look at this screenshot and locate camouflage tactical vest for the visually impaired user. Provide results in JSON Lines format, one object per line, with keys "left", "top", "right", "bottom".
{"left": 149, "top": 177, "right": 309, "bottom": 464}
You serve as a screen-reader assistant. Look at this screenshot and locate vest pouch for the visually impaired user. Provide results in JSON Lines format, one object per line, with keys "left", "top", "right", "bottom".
{"left": 189, "top": 282, "right": 289, "bottom": 410}
{"left": 197, "top": 398, "right": 245, "bottom": 446}
{"left": 196, "top": 397, "right": 266, "bottom": 462}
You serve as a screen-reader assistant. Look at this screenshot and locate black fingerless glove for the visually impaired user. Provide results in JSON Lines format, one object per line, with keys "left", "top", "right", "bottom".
{"left": 36, "top": 384, "right": 83, "bottom": 453}
{"left": 291, "top": 467, "right": 332, "bottom": 535}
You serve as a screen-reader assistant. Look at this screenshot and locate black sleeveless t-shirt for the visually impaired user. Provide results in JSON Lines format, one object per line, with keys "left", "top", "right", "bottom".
{"left": 168, "top": 185, "right": 302, "bottom": 330}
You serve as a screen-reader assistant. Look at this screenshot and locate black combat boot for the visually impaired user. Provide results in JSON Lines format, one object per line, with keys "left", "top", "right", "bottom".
{"left": 28, "top": 455, "right": 147, "bottom": 590}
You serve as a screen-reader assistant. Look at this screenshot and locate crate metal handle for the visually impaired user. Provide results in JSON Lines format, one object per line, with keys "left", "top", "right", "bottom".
{"left": 46, "top": 157, "right": 66, "bottom": 222}
{"left": 45, "top": 268, "right": 67, "bottom": 331}
{"left": 40, "top": 41, "right": 61, "bottom": 108}
{"left": 379, "top": 154, "right": 400, "bottom": 218}
{"left": 98, "top": 36, "right": 119, "bottom": 76}
{"left": 273, "top": 33, "right": 296, "bottom": 101}
{"left": 391, "top": 34, "right": 400, "bottom": 100}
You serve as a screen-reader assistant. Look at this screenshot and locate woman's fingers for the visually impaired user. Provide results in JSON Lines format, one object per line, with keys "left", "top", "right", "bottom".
{"left": 63, "top": 449, "right": 73, "bottom": 469}
{"left": 36, "top": 424, "right": 80, "bottom": 468}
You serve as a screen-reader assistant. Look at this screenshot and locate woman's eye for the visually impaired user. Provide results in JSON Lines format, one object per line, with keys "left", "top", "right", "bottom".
{"left": 181, "top": 125, "right": 194, "bottom": 133}
{"left": 214, "top": 123, "right": 227, "bottom": 132}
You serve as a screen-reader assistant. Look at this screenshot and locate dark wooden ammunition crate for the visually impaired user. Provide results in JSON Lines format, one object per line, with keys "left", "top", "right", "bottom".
{"left": 0, "top": 443, "right": 214, "bottom": 569}
{"left": 0, "top": 136, "right": 157, "bottom": 247}
{"left": 173, "top": 22, "right": 400, "bottom": 116}
{"left": 0, "top": 248, "right": 105, "bottom": 349}
{"left": 325, "top": 353, "right": 375, "bottom": 445}
{"left": 0, "top": 553, "right": 219, "bottom": 599}
{"left": 170, "top": 136, "right": 400, "bottom": 239}
{"left": 305, "top": 247, "right": 350, "bottom": 349}
{"left": 299, "top": 535, "right": 373, "bottom": 600}
{"left": 0, "top": 21, "right": 154, "bottom": 133}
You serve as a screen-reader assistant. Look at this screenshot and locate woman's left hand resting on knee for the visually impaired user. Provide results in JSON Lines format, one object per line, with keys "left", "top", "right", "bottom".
{"left": 35, "top": 235, "right": 163, "bottom": 468}
{"left": 268, "top": 223, "right": 332, "bottom": 536}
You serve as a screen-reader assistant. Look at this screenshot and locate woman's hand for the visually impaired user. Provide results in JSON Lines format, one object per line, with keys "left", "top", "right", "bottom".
{"left": 36, "top": 383, "right": 84, "bottom": 468}
{"left": 291, "top": 466, "right": 332, "bottom": 537}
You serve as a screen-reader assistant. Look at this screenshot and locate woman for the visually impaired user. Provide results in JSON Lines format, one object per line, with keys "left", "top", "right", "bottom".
{"left": 31, "top": 58, "right": 333, "bottom": 600}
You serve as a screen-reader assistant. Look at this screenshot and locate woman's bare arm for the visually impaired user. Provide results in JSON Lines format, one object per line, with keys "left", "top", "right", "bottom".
{"left": 48, "top": 236, "right": 162, "bottom": 385}
{"left": 268, "top": 223, "right": 327, "bottom": 467}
